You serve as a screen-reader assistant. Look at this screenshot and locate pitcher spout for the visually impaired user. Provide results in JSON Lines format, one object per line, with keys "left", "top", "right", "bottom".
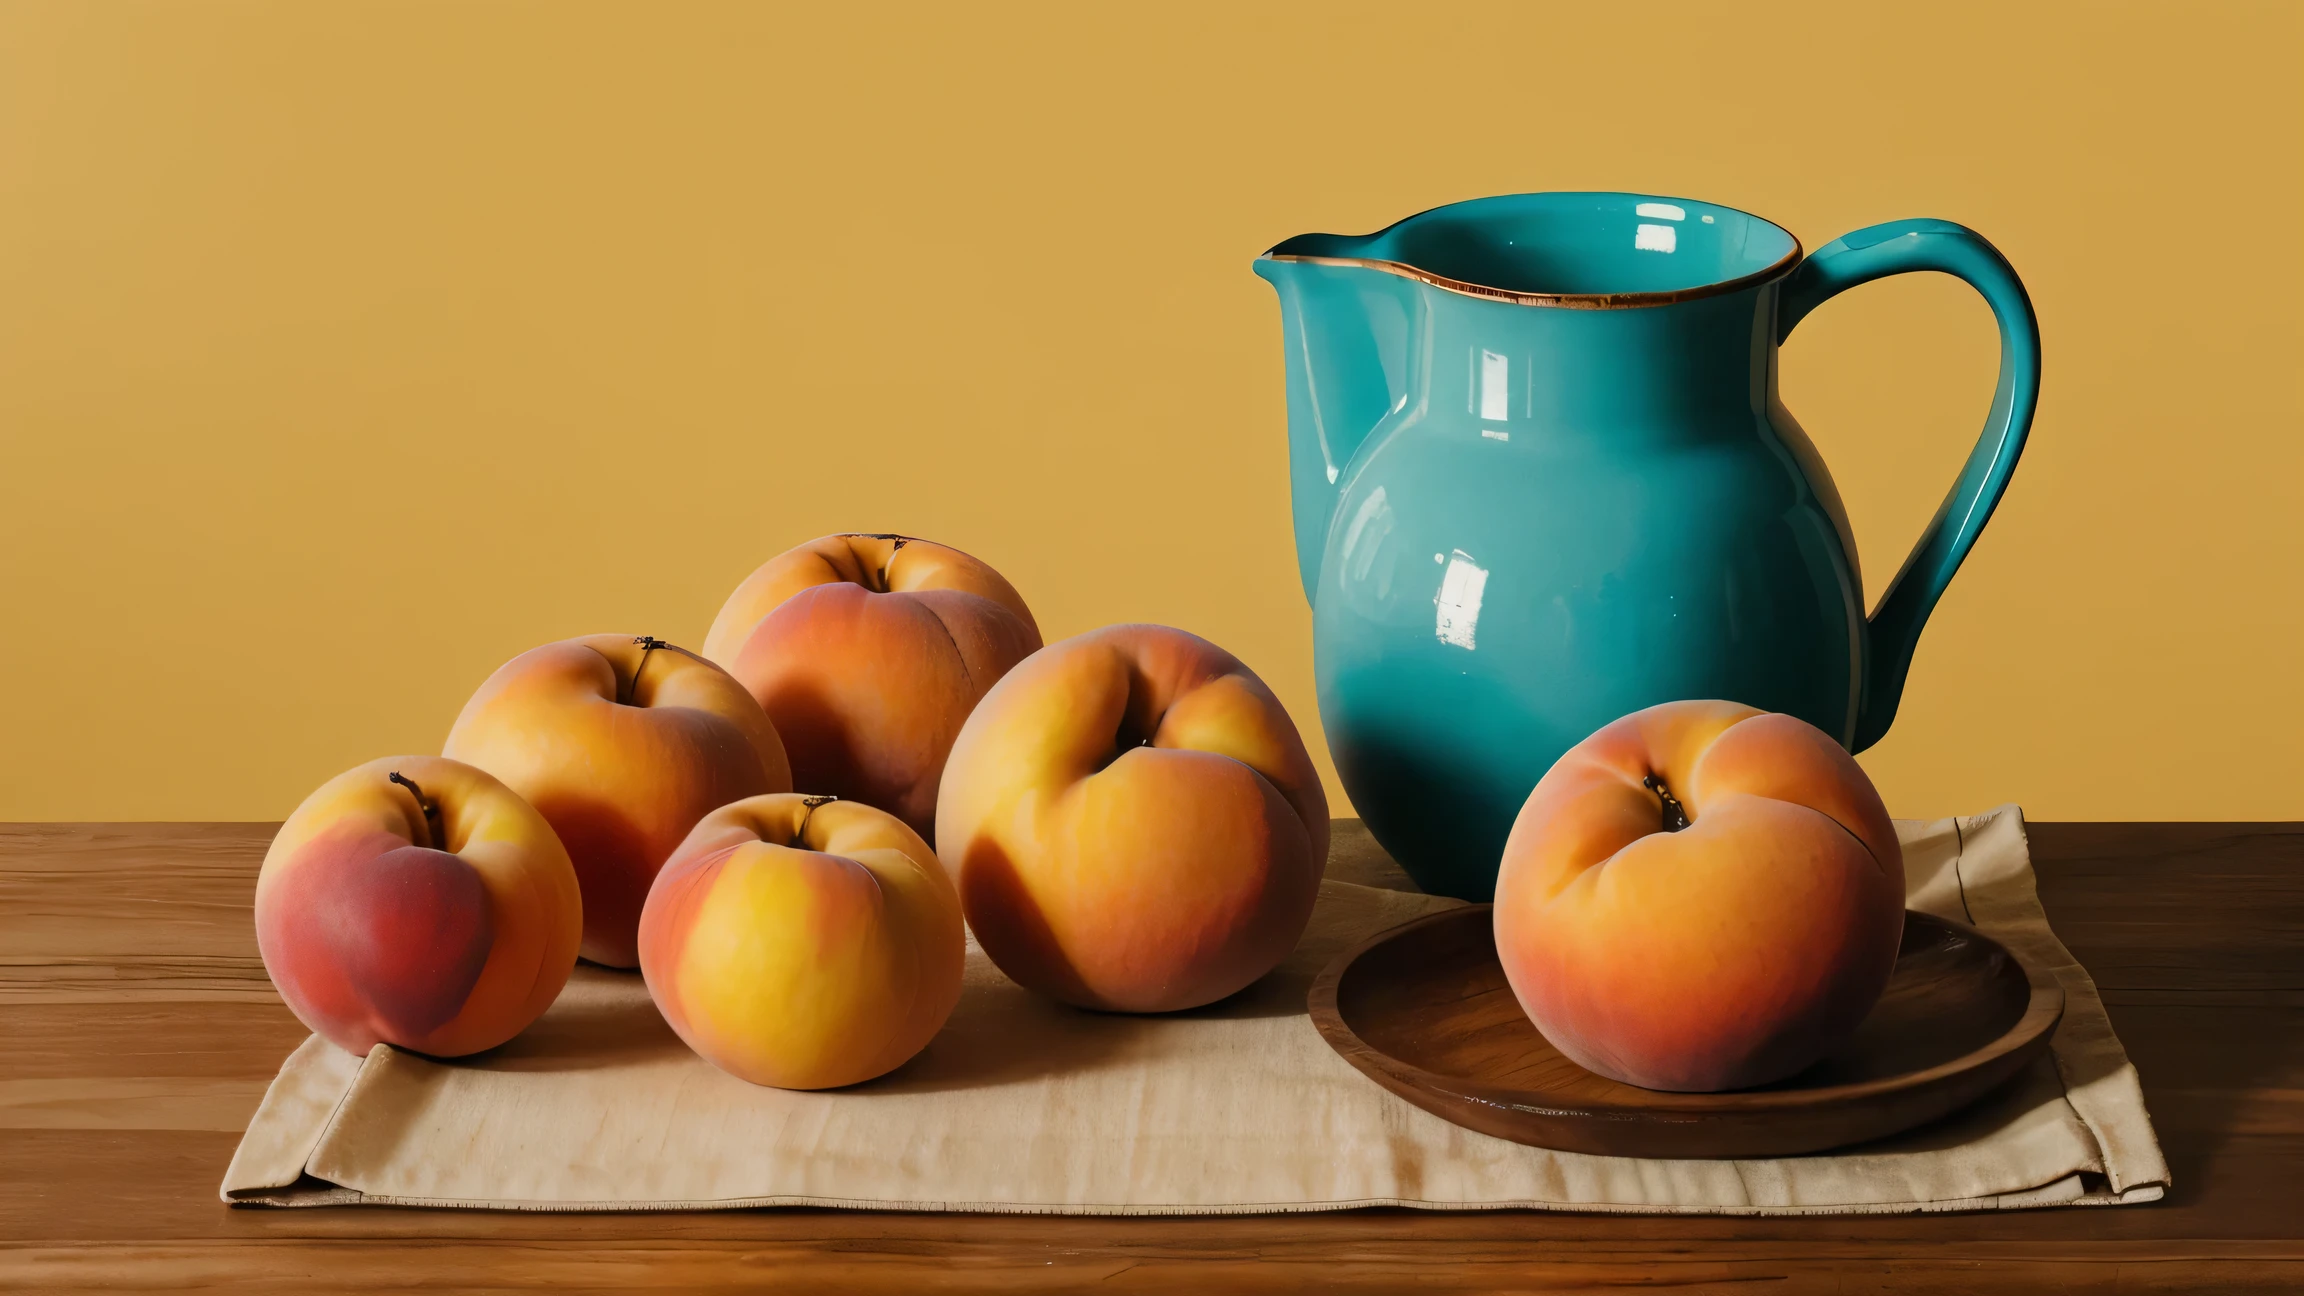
{"left": 1254, "top": 248, "right": 1424, "bottom": 602}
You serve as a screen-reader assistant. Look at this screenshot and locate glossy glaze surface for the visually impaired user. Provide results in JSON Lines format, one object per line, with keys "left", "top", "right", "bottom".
{"left": 1257, "top": 193, "right": 2038, "bottom": 899}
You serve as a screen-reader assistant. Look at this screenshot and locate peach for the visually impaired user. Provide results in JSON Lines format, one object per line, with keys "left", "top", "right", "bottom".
{"left": 444, "top": 634, "right": 790, "bottom": 968}
{"left": 1492, "top": 700, "right": 1905, "bottom": 1092}
{"left": 701, "top": 534, "right": 1040, "bottom": 841}
{"left": 638, "top": 794, "right": 964, "bottom": 1089}
{"left": 254, "top": 755, "right": 581, "bottom": 1058}
{"left": 935, "top": 623, "right": 1329, "bottom": 1013}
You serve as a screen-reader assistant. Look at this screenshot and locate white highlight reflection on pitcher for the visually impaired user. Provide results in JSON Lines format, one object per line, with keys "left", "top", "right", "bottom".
{"left": 1434, "top": 550, "right": 1489, "bottom": 650}
{"left": 1635, "top": 223, "right": 1678, "bottom": 254}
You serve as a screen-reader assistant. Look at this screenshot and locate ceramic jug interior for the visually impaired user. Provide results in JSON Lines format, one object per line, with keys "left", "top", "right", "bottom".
{"left": 1257, "top": 193, "right": 2038, "bottom": 900}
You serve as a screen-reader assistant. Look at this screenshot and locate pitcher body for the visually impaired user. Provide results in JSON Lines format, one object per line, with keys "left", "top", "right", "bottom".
{"left": 1258, "top": 193, "right": 2038, "bottom": 899}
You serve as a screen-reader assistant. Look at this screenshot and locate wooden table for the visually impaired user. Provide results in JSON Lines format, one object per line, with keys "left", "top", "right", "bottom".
{"left": 2, "top": 822, "right": 2298, "bottom": 1293}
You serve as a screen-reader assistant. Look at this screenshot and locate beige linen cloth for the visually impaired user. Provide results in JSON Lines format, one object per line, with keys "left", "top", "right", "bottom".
{"left": 223, "top": 805, "right": 2167, "bottom": 1215}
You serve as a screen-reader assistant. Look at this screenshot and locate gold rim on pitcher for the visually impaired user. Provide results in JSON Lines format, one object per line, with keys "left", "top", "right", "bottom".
{"left": 1260, "top": 242, "right": 1805, "bottom": 311}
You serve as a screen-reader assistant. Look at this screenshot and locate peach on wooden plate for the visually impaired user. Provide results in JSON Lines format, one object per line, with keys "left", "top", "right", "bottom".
{"left": 935, "top": 623, "right": 1329, "bottom": 1013}
{"left": 1492, "top": 700, "right": 1906, "bottom": 1092}
{"left": 255, "top": 755, "right": 582, "bottom": 1058}
{"left": 701, "top": 534, "right": 1040, "bottom": 842}
{"left": 638, "top": 793, "right": 965, "bottom": 1090}
{"left": 444, "top": 634, "right": 790, "bottom": 968}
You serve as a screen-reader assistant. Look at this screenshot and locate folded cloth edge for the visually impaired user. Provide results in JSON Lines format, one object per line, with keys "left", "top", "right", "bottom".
{"left": 1951, "top": 806, "right": 2171, "bottom": 1196}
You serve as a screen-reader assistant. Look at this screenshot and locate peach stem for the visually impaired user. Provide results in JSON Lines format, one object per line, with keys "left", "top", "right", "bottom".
{"left": 622, "top": 636, "right": 671, "bottom": 705}
{"left": 387, "top": 771, "right": 442, "bottom": 844}
{"left": 792, "top": 795, "right": 837, "bottom": 846}
{"left": 839, "top": 533, "right": 910, "bottom": 591}
{"left": 1641, "top": 773, "right": 1691, "bottom": 833}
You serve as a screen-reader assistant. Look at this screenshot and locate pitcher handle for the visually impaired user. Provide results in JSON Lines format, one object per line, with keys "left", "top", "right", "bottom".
{"left": 1777, "top": 219, "right": 2041, "bottom": 752}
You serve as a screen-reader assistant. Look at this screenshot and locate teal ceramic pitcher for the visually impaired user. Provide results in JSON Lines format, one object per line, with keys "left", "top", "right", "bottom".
{"left": 1254, "top": 192, "right": 2038, "bottom": 900}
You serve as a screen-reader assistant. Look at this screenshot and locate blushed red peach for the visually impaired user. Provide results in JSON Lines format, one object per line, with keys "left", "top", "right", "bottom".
{"left": 638, "top": 794, "right": 964, "bottom": 1090}
{"left": 935, "top": 624, "right": 1329, "bottom": 1013}
{"left": 444, "top": 634, "right": 790, "bottom": 968}
{"left": 254, "top": 755, "right": 581, "bottom": 1058}
{"left": 1492, "top": 700, "right": 1906, "bottom": 1092}
{"left": 701, "top": 534, "right": 1040, "bottom": 841}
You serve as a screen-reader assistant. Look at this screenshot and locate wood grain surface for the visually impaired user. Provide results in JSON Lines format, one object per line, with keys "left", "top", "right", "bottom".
{"left": 1, "top": 819, "right": 2299, "bottom": 1293}
{"left": 1309, "top": 906, "right": 2063, "bottom": 1158}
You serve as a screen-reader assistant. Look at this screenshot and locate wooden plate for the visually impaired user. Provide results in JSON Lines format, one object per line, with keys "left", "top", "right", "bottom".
{"left": 1309, "top": 906, "right": 2064, "bottom": 1159}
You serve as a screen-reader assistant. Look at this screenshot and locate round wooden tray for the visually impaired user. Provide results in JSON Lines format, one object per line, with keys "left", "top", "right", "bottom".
{"left": 1308, "top": 905, "right": 2064, "bottom": 1159}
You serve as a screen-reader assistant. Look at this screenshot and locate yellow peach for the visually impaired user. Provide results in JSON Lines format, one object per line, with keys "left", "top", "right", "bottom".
{"left": 444, "top": 634, "right": 790, "bottom": 967}
{"left": 254, "top": 755, "right": 581, "bottom": 1057}
{"left": 702, "top": 534, "right": 1039, "bottom": 841}
{"left": 638, "top": 794, "right": 964, "bottom": 1089}
{"left": 1493, "top": 700, "right": 1905, "bottom": 1092}
{"left": 935, "top": 623, "right": 1328, "bottom": 1013}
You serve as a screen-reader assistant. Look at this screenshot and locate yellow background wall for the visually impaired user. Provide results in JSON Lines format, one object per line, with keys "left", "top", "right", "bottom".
{"left": 2, "top": 1, "right": 2297, "bottom": 822}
